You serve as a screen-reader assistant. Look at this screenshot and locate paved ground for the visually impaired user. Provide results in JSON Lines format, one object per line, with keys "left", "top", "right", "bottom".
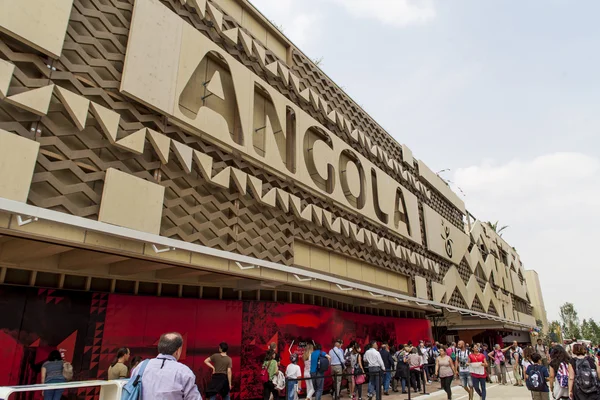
{"left": 329, "top": 382, "right": 531, "bottom": 400}
{"left": 412, "top": 383, "right": 532, "bottom": 399}
{"left": 330, "top": 368, "right": 525, "bottom": 400}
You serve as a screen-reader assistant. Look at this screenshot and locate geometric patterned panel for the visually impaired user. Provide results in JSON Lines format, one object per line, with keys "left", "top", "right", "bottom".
{"left": 0, "top": 0, "right": 534, "bottom": 326}
{"left": 447, "top": 288, "right": 468, "bottom": 309}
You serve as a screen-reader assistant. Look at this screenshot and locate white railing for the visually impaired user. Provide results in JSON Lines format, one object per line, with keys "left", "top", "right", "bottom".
{"left": 0, "top": 380, "right": 126, "bottom": 400}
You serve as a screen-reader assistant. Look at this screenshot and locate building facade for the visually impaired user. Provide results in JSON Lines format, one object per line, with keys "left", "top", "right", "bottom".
{"left": 525, "top": 270, "right": 549, "bottom": 333}
{"left": 0, "top": 0, "right": 537, "bottom": 396}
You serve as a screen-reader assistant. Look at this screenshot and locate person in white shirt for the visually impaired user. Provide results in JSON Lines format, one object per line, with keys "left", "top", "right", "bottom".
{"left": 456, "top": 340, "right": 474, "bottom": 400}
{"left": 364, "top": 341, "right": 385, "bottom": 400}
{"left": 286, "top": 354, "right": 302, "bottom": 400}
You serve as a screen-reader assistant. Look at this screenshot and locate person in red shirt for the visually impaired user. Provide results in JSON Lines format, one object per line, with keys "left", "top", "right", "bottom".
{"left": 469, "top": 344, "right": 489, "bottom": 400}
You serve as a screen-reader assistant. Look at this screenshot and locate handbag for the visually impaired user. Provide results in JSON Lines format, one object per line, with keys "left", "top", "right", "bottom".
{"left": 260, "top": 361, "right": 272, "bottom": 383}
{"left": 354, "top": 374, "right": 365, "bottom": 385}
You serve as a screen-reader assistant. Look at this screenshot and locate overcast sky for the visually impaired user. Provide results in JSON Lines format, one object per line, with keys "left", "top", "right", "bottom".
{"left": 250, "top": 0, "right": 599, "bottom": 323}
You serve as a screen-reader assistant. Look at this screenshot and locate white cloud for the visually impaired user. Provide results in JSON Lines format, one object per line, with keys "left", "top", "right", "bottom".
{"left": 330, "top": 0, "right": 435, "bottom": 27}
{"left": 453, "top": 152, "right": 600, "bottom": 322}
{"left": 285, "top": 13, "right": 322, "bottom": 49}
{"left": 250, "top": 0, "right": 434, "bottom": 52}
{"left": 249, "top": 0, "right": 322, "bottom": 49}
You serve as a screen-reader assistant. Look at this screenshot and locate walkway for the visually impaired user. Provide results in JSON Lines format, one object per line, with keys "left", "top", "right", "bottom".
{"left": 413, "top": 382, "right": 532, "bottom": 399}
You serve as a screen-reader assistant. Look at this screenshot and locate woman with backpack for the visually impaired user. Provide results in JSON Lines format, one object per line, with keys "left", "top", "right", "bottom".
{"left": 262, "top": 350, "right": 279, "bottom": 400}
{"left": 568, "top": 344, "right": 600, "bottom": 400}
{"left": 489, "top": 344, "right": 508, "bottom": 385}
{"left": 549, "top": 345, "right": 570, "bottom": 400}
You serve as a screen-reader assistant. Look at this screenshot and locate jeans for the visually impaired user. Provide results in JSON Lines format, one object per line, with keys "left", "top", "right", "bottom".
{"left": 440, "top": 376, "right": 453, "bottom": 399}
{"left": 472, "top": 377, "right": 487, "bottom": 400}
{"left": 44, "top": 389, "right": 64, "bottom": 400}
{"left": 368, "top": 367, "right": 381, "bottom": 400}
{"left": 311, "top": 372, "right": 324, "bottom": 400}
{"left": 459, "top": 371, "right": 472, "bottom": 388}
{"left": 287, "top": 381, "right": 297, "bottom": 400}
{"left": 392, "top": 376, "right": 407, "bottom": 393}
{"left": 382, "top": 371, "right": 391, "bottom": 393}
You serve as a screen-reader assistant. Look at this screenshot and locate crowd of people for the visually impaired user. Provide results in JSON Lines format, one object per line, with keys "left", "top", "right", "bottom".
{"left": 35, "top": 332, "right": 600, "bottom": 400}
{"left": 256, "top": 337, "right": 600, "bottom": 400}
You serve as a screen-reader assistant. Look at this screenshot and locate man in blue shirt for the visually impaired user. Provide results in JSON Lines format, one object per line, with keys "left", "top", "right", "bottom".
{"left": 329, "top": 339, "right": 345, "bottom": 400}
{"left": 310, "top": 344, "right": 331, "bottom": 400}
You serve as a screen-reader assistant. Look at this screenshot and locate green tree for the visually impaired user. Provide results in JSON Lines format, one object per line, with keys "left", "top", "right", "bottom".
{"left": 487, "top": 221, "right": 509, "bottom": 236}
{"left": 582, "top": 318, "right": 600, "bottom": 344}
{"left": 582, "top": 319, "right": 590, "bottom": 339}
{"left": 559, "top": 302, "right": 581, "bottom": 340}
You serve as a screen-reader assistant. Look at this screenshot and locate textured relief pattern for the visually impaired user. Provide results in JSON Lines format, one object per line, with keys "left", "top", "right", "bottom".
{"left": 0, "top": 0, "right": 532, "bottom": 322}
{"left": 447, "top": 288, "right": 468, "bottom": 309}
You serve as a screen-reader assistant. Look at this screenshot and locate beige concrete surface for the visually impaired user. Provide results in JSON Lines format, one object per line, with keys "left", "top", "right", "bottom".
{"left": 413, "top": 382, "right": 533, "bottom": 399}
{"left": 98, "top": 168, "right": 165, "bottom": 235}
{"left": 0, "top": 129, "right": 40, "bottom": 202}
{"left": 0, "top": 0, "right": 74, "bottom": 58}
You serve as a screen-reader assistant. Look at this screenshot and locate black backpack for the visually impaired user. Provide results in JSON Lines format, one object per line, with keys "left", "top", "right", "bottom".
{"left": 427, "top": 349, "right": 436, "bottom": 365}
{"left": 575, "top": 358, "right": 600, "bottom": 394}
{"left": 525, "top": 365, "right": 545, "bottom": 392}
{"left": 317, "top": 354, "right": 330, "bottom": 373}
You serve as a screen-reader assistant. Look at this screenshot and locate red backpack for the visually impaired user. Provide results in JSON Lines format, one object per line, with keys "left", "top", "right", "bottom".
{"left": 260, "top": 361, "right": 272, "bottom": 383}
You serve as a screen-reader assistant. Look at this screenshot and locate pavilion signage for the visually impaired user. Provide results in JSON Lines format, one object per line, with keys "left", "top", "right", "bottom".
{"left": 120, "top": 0, "right": 468, "bottom": 264}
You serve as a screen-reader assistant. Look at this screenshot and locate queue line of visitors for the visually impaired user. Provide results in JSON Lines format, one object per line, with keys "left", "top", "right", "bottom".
{"left": 35, "top": 334, "right": 600, "bottom": 400}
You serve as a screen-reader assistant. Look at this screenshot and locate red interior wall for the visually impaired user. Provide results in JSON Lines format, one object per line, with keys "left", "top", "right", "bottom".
{"left": 0, "top": 286, "right": 432, "bottom": 399}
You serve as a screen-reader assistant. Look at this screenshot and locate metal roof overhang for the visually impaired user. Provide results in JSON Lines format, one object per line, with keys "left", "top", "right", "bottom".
{"left": 0, "top": 197, "right": 535, "bottom": 329}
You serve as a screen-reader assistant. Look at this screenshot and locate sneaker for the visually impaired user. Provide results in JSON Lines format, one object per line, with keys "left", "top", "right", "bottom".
{"left": 384, "top": 392, "right": 389, "bottom": 396}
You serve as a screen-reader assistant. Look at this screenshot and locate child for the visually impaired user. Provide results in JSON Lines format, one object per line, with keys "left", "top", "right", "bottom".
{"left": 525, "top": 353, "right": 550, "bottom": 400}
{"left": 285, "top": 354, "right": 302, "bottom": 400}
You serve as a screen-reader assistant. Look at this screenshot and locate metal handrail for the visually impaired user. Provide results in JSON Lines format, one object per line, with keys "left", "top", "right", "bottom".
{"left": 0, "top": 380, "right": 126, "bottom": 400}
